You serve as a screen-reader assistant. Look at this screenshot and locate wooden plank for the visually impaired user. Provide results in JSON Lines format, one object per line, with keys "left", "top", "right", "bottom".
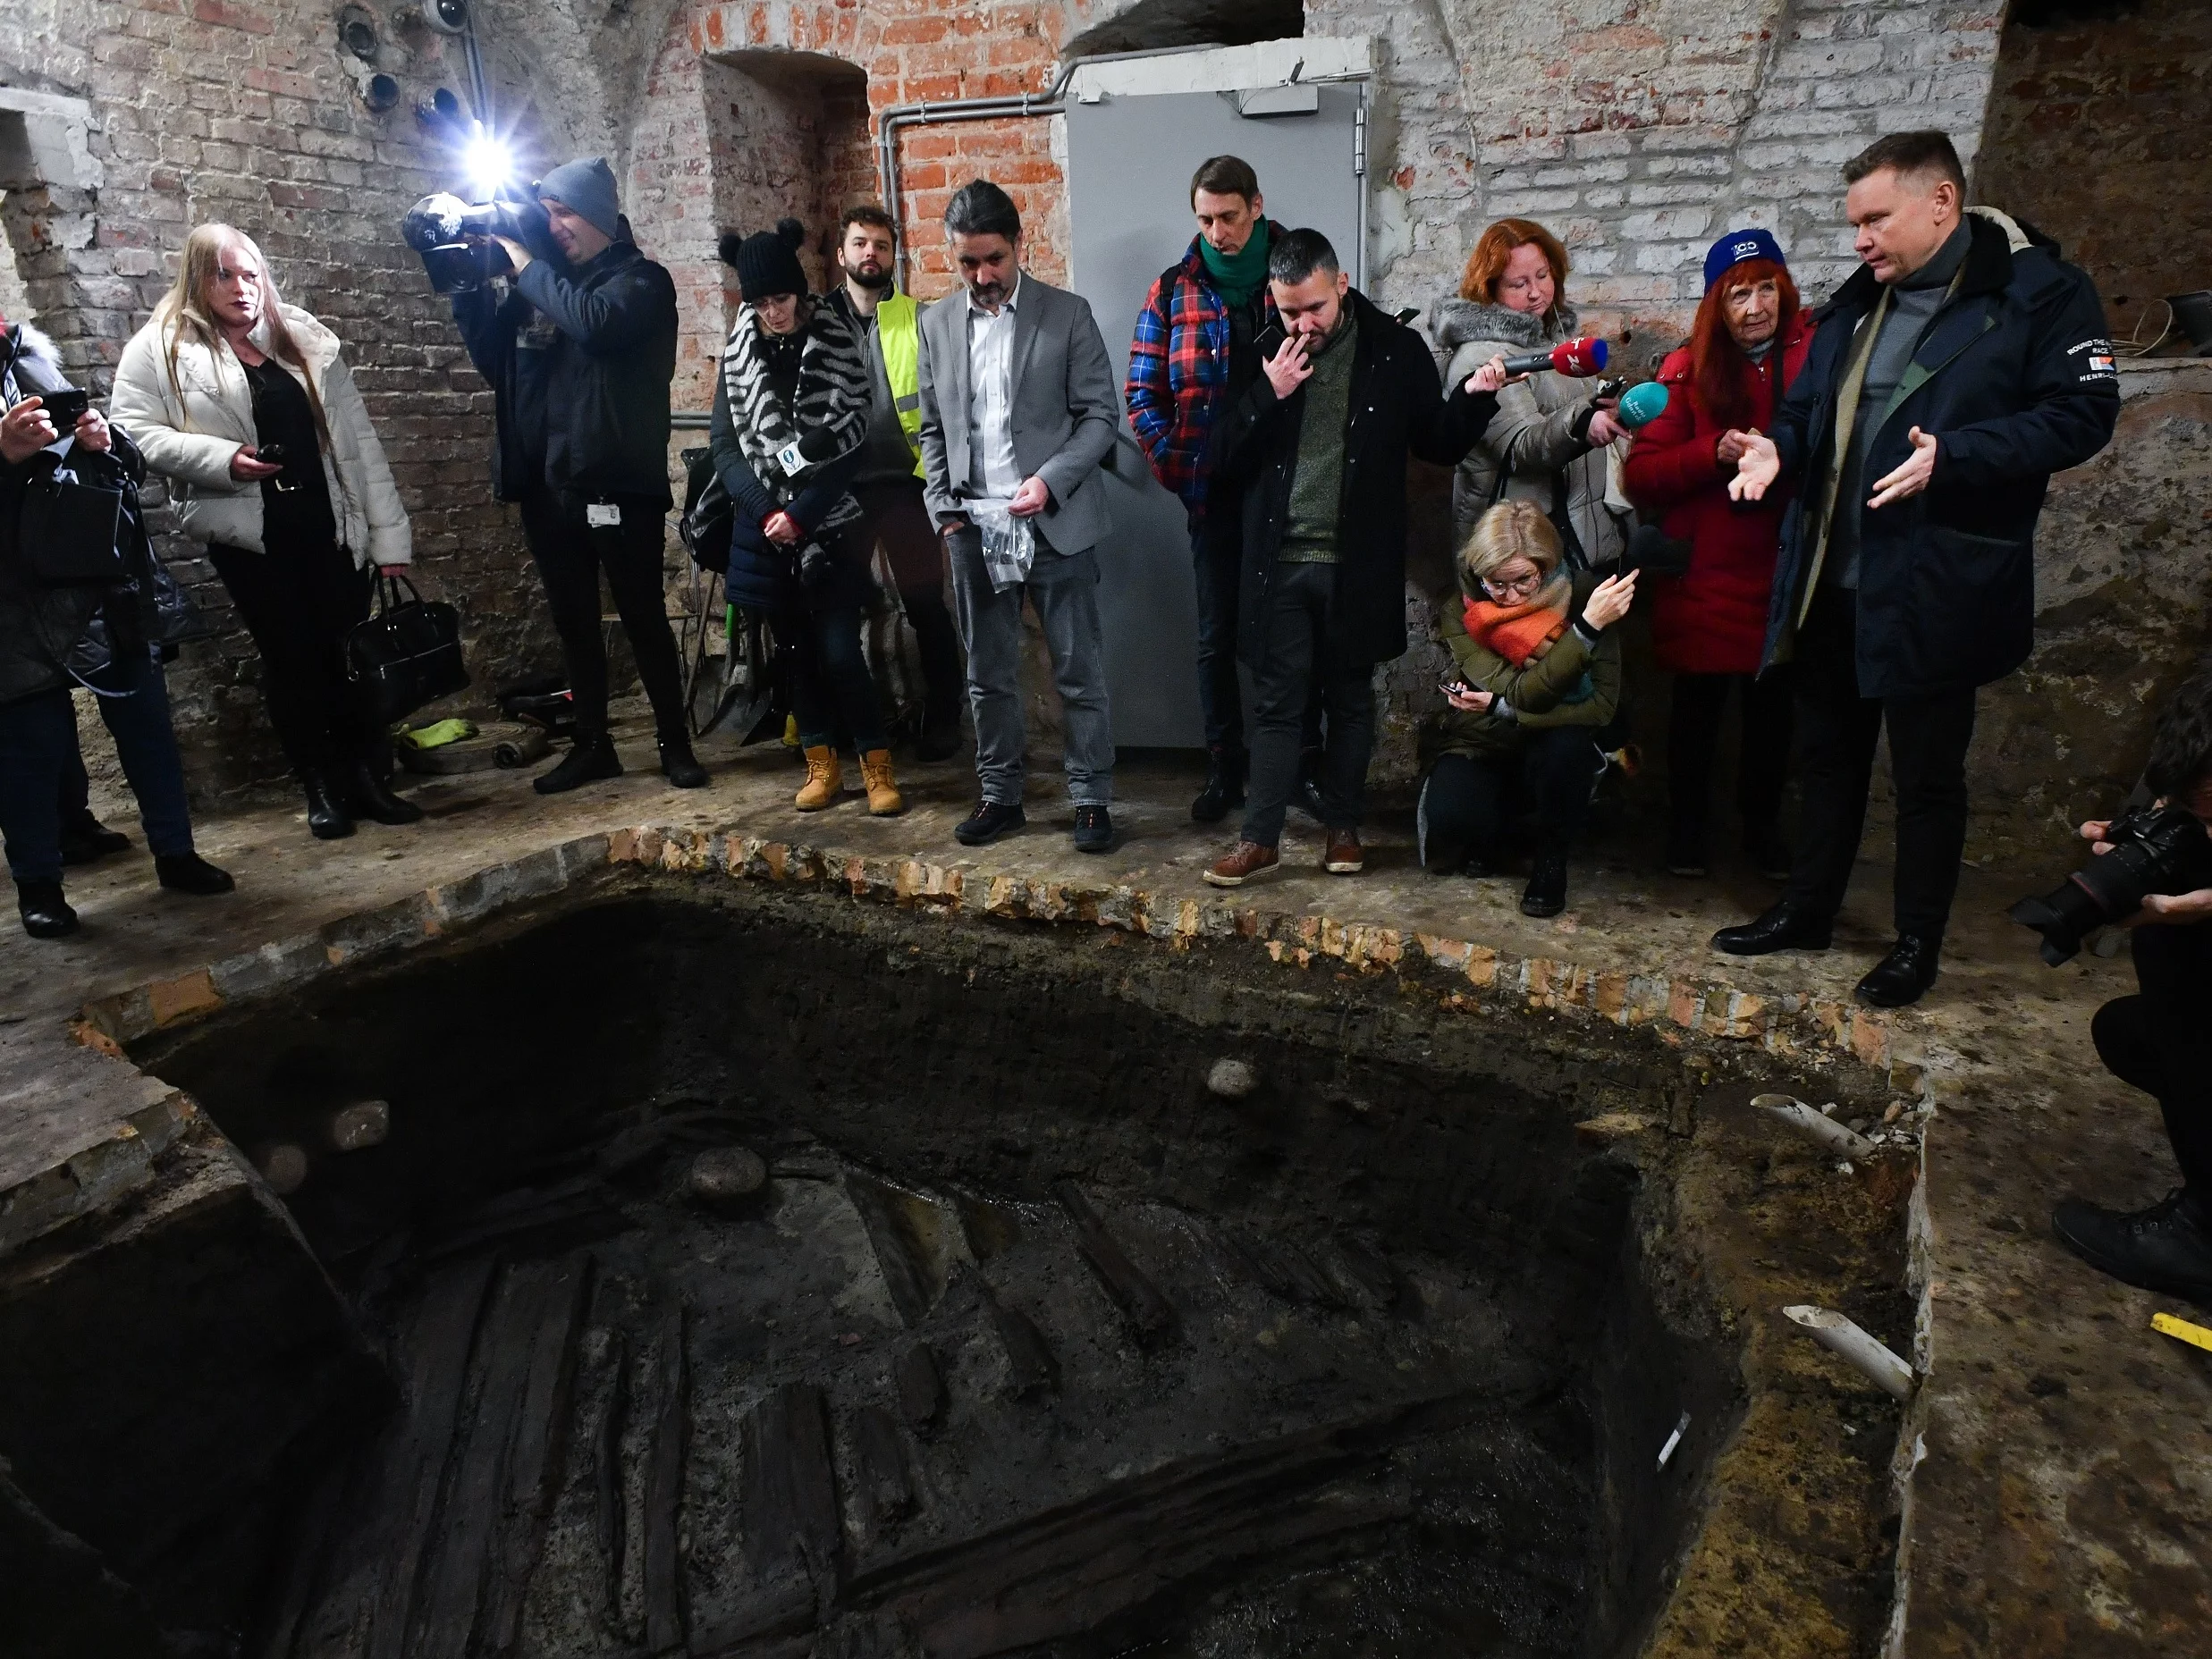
{"left": 477, "top": 1252, "right": 596, "bottom": 1655}
{"left": 1051, "top": 1182, "right": 1175, "bottom": 1347}
{"left": 739, "top": 1382, "right": 840, "bottom": 1599}
{"left": 984, "top": 1293, "right": 1058, "bottom": 1399}
{"left": 893, "top": 1343, "right": 945, "bottom": 1439}
{"left": 595, "top": 1327, "right": 631, "bottom": 1638}
{"left": 851, "top": 1405, "right": 916, "bottom": 1543}
{"left": 643, "top": 1304, "right": 689, "bottom": 1657}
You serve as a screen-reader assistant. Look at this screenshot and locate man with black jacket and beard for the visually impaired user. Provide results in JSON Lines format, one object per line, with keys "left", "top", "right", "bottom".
{"left": 1714, "top": 131, "right": 2119, "bottom": 1007}
{"left": 458, "top": 156, "right": 706, "bottom": 794}
{"left": 1202, "top": 228, "right": 1507, "bottom": 887}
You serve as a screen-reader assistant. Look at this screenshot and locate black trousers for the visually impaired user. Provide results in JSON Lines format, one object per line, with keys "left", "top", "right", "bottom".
{"left": 851, "top": 480, "right": 962, "bottom": 724}
{"left": 1668, "top": 669, "right": 1794, "bottom": 834}
{"left": 2097, "top": 923, "right": 2212, "bottom": 1198}
{"left": 519, "top": 487, "right": 687, "bottom": 741}
{"left": 1418, "top": 729, "right": 1601, "bottom": 872}
{"left": 207, "top": 536, "right": 379, "bottom": 777}
{"left": 1786, "top": 588, "right": 1977, "bottom": 939}
{"left": 1240, "top": 562, "right": 1373, "bottom": 846}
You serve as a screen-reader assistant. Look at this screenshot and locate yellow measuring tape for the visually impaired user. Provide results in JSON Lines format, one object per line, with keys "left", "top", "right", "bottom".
{"left": 2152, "top": 1311, "right": 2212, "bottom": 1353}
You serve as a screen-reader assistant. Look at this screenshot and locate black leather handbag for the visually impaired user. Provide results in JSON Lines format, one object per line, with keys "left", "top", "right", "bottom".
{"left": 17, "top": 467, "right": 124, "bottom": 584}
{"left": 345, "top": 570, "right": 469, "bottom": 723}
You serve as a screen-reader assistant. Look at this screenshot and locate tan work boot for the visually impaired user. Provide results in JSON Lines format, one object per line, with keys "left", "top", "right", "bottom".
{"left": 859, "top": 748, "right": 905, "bottom": 816}
{"left": 795, "top": 745, "right": 842, "bottom": 811}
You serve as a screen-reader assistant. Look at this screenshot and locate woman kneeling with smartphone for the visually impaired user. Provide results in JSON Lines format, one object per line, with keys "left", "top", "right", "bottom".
{"left": 1420, "top": 499, "right": 1635, "bottom": 917}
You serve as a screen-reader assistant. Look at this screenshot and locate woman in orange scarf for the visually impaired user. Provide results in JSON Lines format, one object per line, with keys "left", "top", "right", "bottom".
{"left": 1423, "top": 501, "right": 1636, "bottom": 915}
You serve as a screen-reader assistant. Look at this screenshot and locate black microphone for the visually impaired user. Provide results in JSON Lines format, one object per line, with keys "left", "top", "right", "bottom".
{"left": 775, "top": 425, "right": 848, "bottom": 477}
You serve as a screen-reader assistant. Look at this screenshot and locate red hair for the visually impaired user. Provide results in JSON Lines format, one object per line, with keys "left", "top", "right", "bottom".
{"left": 1458, "top": 218, "right": 1570, "bottom": 316}
{"left": 1689, "top": 257, "right": 1799, "bottom": 432}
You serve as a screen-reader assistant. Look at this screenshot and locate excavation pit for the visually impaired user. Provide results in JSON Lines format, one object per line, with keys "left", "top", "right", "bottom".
{"left": 35, "top": 874, "right": 1913, "bottom": 1657}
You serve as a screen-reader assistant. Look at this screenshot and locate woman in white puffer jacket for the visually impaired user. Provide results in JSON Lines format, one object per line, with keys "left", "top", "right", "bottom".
{"left": 112, "top": 223, "right": 420, "bottom": 839}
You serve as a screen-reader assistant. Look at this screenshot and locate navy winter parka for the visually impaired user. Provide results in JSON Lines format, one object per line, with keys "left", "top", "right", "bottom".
{"left": 1761, "top": 207, "right": 2120, "bottom": 698}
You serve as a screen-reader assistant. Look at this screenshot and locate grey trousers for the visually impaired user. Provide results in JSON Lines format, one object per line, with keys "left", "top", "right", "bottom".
{"left": 946, "top": 526, "right": 1115, "bottom": 806}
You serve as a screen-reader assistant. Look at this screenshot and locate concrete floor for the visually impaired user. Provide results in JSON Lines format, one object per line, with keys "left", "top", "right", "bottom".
{"left": 4, "top": 707, "right": 2208, "bottom": 1655}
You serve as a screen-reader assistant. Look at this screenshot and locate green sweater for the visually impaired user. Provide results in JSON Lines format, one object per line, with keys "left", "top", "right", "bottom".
{"left": 1279, "top": 316, "right": 1356, "bottom": 563}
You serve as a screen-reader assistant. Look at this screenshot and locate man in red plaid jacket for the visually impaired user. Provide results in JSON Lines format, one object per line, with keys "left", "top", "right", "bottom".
{"left": 1128, "top": 156, "right": 1316, "bottom": 824}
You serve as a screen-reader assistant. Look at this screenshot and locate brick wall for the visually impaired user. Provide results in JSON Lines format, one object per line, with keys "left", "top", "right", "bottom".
{"left": 1977, "top": 0, "right": 2212, "bottom": 344}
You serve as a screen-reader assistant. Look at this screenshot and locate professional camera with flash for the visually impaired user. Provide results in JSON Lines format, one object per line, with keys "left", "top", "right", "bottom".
{"left": 2009, "top": 803, "right": 2212, "bottom": 964}
{"left": 401, "top": 189, "right": 557, "bottom": 293}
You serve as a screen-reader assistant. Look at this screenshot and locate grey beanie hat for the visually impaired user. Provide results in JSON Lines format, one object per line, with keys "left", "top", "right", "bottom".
{"left": 537, "top": 156, "right": 621, "bottom": 239}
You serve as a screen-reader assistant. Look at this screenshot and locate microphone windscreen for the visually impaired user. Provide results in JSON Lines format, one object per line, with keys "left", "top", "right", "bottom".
{"left": 1617, "top": 381, "right": 1669, "bottom": 429}
{"left": 1551, "top": 337, "right": 1609, "bottom": 376}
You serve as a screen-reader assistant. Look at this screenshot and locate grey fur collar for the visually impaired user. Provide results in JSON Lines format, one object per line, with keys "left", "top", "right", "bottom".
{"left": 1428, "top": 297, "right": 1577, "bottom": 352}
{"left": 3, "top": 320, "right": 64, "bottom": 386}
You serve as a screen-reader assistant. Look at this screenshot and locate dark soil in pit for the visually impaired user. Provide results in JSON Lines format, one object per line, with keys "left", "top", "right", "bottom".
{"left": 121, "top": 884, "right": 1912, "bottom": 1659}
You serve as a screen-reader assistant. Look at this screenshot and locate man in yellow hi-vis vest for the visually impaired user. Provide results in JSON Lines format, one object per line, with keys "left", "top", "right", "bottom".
{"left": 824, "top": 206, "right": 964, "bottom": 762}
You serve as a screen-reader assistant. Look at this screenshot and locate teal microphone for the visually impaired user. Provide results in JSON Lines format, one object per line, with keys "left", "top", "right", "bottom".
{"left": 1617, "top": 380, "right": 1670, "bottom": 430}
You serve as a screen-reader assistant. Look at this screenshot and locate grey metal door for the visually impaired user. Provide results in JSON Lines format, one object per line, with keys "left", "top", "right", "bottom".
{"left": 1066, "top": 83, "right": 1366, "bottom": 749}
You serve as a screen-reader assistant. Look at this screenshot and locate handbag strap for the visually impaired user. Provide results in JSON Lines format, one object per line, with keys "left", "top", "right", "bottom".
{"left": 374, "top": 569, "right": 425, "bottom": 612}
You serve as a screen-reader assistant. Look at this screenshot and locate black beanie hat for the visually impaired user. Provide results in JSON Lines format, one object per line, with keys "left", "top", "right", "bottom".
{"left": 720, "top": 219, "right": 808, "bottom": 303}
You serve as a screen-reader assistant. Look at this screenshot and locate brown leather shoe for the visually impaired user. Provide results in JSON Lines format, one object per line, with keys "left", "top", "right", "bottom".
{"left": 1323, "top": 828, "right": 1364, "bottom": 873}
{"left": 1203, "top": 840, "right": 1280, "bottom": 888}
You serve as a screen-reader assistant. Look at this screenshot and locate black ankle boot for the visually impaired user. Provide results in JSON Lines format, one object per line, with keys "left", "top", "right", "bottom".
{"left": 349, "top": 760, "right": 425, "bottom": 825}
{"left": 915, "top": 705, "right": 962, "bottom": 763}
{"left": 1189, "top": 745, "right": 1246, "bottom": 824}
{"left": 17, "top": 879, "right": 78, "bottom": 939}
{"left": 156, "top": 852, "right": 235, "bottom": 896}
{"left": 1855, "top": 934, "right": 1941, "bottom": 1008}
{"left": 303, "top": 771, "right": 356, "bottom": 840}
{"left": 659, "top": 736, "right": 708, "bottom": 788}
{"left": 1521, "top": 849, "right": 1570, "bottom": 917}
{"left": 59, "top": 812, "right": 131, "bottom": 866}
{"left": 535, "top": 733, "right": 623, "bottom": 796}
{"left": 1712, "top": 900, "right": 1831, "bottom": 956}
{"left": 2053, "top": 1190, "right": 2212, "bottom": 1303}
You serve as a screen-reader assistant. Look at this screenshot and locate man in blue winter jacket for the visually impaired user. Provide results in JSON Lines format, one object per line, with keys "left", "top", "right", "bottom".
{"left": 1713, "top": 130, "right": 2120, "bottom": 1008}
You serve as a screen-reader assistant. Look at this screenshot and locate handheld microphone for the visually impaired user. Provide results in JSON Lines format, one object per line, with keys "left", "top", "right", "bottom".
{"left": 1616, "top": 381, "right": 1669, "bottom": 430}
{"left": 1499, "top": 337, "right": 1609, "bottom": 378}
{"left": 775, "top": 426, "right": 847, "bottom": 478}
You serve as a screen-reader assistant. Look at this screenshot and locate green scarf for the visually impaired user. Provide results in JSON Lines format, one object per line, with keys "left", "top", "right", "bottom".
{"left": 1198, "top": 218, "right": 1271, "bottom": 307}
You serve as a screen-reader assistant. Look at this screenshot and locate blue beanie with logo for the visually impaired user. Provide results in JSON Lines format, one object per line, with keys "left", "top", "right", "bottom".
{"left": 1703, "top": 227, "right": 1786, "bottom": 293}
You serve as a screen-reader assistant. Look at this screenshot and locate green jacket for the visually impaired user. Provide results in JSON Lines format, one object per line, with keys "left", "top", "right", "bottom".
{"left": 1428, "top": 569, "right": 1622, "bottom": 762}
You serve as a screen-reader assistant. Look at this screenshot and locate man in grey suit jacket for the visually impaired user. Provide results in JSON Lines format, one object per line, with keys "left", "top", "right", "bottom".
{"left": 917, "top": 179, "right": 1120, "bottom": 853}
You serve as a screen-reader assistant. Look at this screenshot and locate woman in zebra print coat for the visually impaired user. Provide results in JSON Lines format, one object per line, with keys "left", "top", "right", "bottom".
{"left": 711, "top": 221, "right": 904, "bottom": 816}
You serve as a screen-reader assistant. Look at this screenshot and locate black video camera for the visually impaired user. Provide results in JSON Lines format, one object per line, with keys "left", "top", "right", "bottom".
{"left": 2009, "top": 803, "right": 2212, "bottom": 964}
{"left": 401, "top": 191, "right": 559, "bottom": 294}
{"left": 1619, "top": 519, "right": 1693, "bottom": 578}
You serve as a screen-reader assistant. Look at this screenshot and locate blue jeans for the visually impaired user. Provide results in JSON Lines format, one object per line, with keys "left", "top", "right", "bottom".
{"left": 0, "top": 650, "right": 196, "bottom": 885}
{"left": 790, "top": 602, "right": 890, "bottom": 754}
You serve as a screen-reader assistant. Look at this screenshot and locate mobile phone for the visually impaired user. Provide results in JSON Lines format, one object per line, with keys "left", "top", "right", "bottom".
{"left": 1255, "top": 324, "right": 1287, "bottom": 358}
{"left": 39, "top": 388, "right": 89, "bottom": 427}
{"left": 1439, "top": 677, "right": 1473, "bottom": 698}
{"left": 257, "top": 442, "right": 288, "bottom": 466}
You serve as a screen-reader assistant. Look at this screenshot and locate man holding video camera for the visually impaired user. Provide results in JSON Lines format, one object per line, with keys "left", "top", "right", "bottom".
{"left": 2052, "top": 667, "right": 2212, "bottom": 1302}
{"left": 452, "top": 156, "right": 705, "bottom": 794}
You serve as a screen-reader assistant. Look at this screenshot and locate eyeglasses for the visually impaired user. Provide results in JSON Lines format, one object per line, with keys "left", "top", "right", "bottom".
{"left": 1482, "top": 571, "right": 1546, "bottom": 599}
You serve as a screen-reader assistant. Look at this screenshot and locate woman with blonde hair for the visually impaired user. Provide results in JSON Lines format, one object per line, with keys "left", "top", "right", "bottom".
{"left": 112, "top": 223, "right": 418, "bottom": 839}
{"left": 1431, "top": 218, "right": 1626, "bottom": 569}
{"left": 1423, "top": 499, "right": 1636, "bottom": 916}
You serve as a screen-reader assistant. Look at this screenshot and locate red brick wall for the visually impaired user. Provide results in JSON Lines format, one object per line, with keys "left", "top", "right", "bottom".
{"left": 1977, "top": 0, "right": 2212, "bottom": 342}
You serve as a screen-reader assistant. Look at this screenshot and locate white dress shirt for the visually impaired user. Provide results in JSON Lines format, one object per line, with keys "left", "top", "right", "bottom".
{"left": 965, "top": 273, "right": 1023, "bottom": 502}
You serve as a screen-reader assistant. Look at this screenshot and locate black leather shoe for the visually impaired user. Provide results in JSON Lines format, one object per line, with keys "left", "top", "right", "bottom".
{"left": 1745, "top": 821, "right": 1793, "bottom": 883}
{"left": 303, "top": 771, "right": 356, "bottom": 840}
{"left": 1521, "top": 849, "right": 1569, "bottom": 917}
{"left": 156, "top": 852, "right": 235, "bottom": 896}
{"left": 1073, "top": 804, "right": 1115, "bottom": 854}
{"left": 914, "top": 707, "right": 962, "bottom": 764}
{"left": 16, "top": 879, "right": 78, "bottom": 939}
{"left": 535, "top": 734, "right": 623, "bottom": 796}
{"left": 349, "top": 761, "right": 425, "bottom": 825}
{"left": 954, "top": 799, "right": 1025, "bottom": 846}
{"left": 59, "top": 813, "right": 131, "bottom": 866}
{"left": 1855, "top": 934, "right": 1941, "bottom": 1007}
{"left": 659, "top": 737, "right": 709, "bottom": 789}
{"left": 1189, "top": 746, "right": 1246, "bottom": 824}
{"left": 2053, "top": 1190, "right": 2212, "bottom": 1304}
{"left": 1712, "top": 900, "right": 1831, "bottom": 956}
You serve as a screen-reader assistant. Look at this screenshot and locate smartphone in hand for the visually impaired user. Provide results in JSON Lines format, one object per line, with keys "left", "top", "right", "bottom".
{"left": 39, "top": 388, "right": 90, "bottom": 427}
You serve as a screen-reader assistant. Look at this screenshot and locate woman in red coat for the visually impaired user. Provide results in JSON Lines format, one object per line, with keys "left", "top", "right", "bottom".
{"left": 1624, "top": 228, "right": 1815, "bottom": 880}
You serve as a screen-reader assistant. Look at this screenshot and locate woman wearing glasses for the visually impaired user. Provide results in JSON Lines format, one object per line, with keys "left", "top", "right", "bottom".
{"left": 1421, "top": 499, "right": 1635, "bottom": 916}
